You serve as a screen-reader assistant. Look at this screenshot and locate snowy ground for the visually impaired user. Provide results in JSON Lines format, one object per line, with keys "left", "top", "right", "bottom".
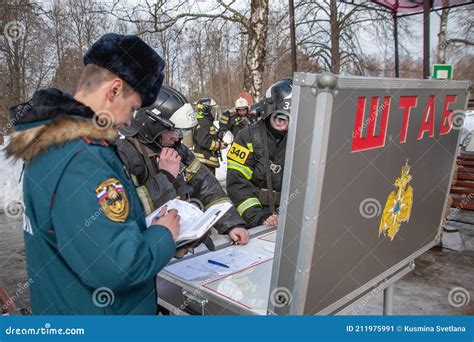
{"left": 0, "top": 137, "right": 23, "bottom": 211}
{"left": 215, "top": 130, "right": 232, "bottom": 186}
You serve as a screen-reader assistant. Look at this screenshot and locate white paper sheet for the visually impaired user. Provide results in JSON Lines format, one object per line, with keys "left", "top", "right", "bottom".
{"left": 164, "top": 247, "right": 269, "bottom": 282}
{"left": 146, "top": 199, "right": 203, "bottom": 228}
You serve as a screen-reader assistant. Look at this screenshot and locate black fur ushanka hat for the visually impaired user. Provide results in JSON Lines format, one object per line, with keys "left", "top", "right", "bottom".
{"left": 83, "top": 33, "right": 165, "bottom": 107}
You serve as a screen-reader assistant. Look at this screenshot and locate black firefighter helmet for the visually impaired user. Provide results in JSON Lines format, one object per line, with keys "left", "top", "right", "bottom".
{"left": 196, "top": 97, "right": 217, "bottom": 116}
{"left": 260, "top": 78, "right": 293, "bottom": 121}
{"left": 120, "top": 85, "right": 197, "bottom": 146}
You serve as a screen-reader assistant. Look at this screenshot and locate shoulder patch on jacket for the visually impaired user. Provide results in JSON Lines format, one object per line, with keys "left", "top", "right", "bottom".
{"left": 95, "top": 178, "right": 129, "bottom": 222}
{"left": 83, "top": 136, "right": 109, "bottom": 147}
{"left": 227, "top": 142, "right": 250, "bottom": 164}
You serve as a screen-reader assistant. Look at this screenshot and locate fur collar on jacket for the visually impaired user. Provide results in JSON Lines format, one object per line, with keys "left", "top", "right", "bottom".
{"left": 5, "top": 116, "right": 118, "bottom": 163}
{"left": 5, "top": 88, "right": 117, "bottom": 163}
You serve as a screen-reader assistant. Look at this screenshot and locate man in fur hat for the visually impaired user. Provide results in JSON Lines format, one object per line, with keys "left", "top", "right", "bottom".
{"left": 5, "top": 33, "right": 180, "bottom": 315}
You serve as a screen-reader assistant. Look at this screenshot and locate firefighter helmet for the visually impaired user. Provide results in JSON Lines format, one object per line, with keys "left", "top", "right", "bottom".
{"left": 120, "top": 85, "right": 197, "bottom": 145}
{"left": 196, "top": 98, "right": 216, "bottom": 115}
{"left": 235, "top": 97, "right": 249, "bottom": 110}
{"left": 260, "top": 78, "right": 293, "bottom": 120}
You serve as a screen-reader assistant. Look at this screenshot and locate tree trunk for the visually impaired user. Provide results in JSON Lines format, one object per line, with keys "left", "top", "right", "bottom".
{"left": 244, "top": 0, "right": 269, "bottom": 100}
{"left": 329, "top": 0, "right": 341, "bottom": 74}
{"left": 437, "top": 7, "right": 449, "bottom": 64}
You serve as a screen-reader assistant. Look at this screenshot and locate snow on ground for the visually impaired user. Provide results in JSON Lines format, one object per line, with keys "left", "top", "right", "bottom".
{"left": 213, "top": 119, "right": 233, "bottom": 187}
{"left": 0, "top": 137, "right": 23, "bottom": 210}
{"left": 215, "top": 131, "right": 232, "bottom": 185}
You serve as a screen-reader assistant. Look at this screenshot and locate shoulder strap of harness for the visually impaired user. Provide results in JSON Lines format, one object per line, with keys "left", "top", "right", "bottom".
{"left": 248, "top": 121, "right": 263, "bottom": 158}
{"left": 116, "top": 138, "right": 150, "bottom": 185}
{"left": 136, "top": 140, "right": 159, "bottom": 181}
{"left": 260, "top": 122, "right": 276, "bottom": 213}
{"left": 249, "top": 121, "right": 276, "bottom": 212}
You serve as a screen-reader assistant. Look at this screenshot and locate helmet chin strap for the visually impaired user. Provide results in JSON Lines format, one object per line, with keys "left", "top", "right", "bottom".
{"left": 156, "top": 137, "right": 183, "bottom": 153}
{"left": 138, "top": 131, "right": 183, "bottom": 155}
{"left": 137, "top": 132, "right": 163, "bottom": 154}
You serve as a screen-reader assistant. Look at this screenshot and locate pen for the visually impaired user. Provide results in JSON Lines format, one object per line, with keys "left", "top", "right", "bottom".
{"left": 208, "top": 259, "right": 230, "bottom": 268}
{"left": 152, "top": 205, "right": 168, "bottom": 223}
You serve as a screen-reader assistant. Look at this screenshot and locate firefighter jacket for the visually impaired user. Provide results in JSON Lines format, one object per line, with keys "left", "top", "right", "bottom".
{"left": 116, "top": 137, "right": 246, "bottom": 234}
{"left": 226, "top": 120, "right": 287, "bottom": 228}
{"left": 219, "top": 111, "right": 255, "bottom": 139}
{"left": 193, "top": 111, "right": 220, "bottom": 168}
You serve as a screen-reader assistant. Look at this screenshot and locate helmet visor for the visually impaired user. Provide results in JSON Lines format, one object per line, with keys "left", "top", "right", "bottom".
{"left": 146, "top": 109, "right": 175, "bottom": 130}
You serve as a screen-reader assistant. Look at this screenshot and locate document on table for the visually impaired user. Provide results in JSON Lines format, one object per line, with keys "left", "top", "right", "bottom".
{"left": 164, "top": 247, "right": 269, "bottom": 281}
{"left": 145, "top": 198, "right": 202, "bottom": 228}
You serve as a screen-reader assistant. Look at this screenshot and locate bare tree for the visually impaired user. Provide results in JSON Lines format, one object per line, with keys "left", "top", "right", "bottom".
{"left": 67, "top": 0, "right": 109, "bottom": 54}
{"left": 295, "top": 0, "right": 393, "bottom": 74}
{"left": 436, "top": 7, "right": 449, "bottom": 64}
{"left": 244, "top": 0, "right": 269, "bottom": 98}
{"left": 111, "top": 0, "right": 270, "bottom": 99}
{"left": 0, "top": 0, "right": 113, "bottom": 142}
{"left": 436, "top": 4, "right": 474, "bottom": 65}
{"left": 42, "top": 0, "right": 111, "bottom": 92}
{"left": 0, "top": 0, "right": 53, "bottom": 134}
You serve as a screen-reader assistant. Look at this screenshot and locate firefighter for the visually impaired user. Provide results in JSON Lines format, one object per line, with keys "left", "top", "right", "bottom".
{"left": 219, "top": 97, "right": 254, "bottom": 139}
{"left": 193, "top": 98, "right": 227, "bottom": 174}
{"left": 226, "top": 78, "right": 292, "bottom": 228}
{"left": 116, "top": 86, "right": 249, "bottom": 245}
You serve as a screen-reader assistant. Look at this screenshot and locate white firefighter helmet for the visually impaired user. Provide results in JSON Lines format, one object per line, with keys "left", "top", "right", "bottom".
{"left": 169, "top": 103, "right": 197, "bottom": 130}
{"left": 124, "top": 85, "right": 197, "bottom": 142}
{"left": 235, "top": 97, "right": 249, "bottom": 110}
{"left": 153, "top": 85, "right": 197, "bottom": 130}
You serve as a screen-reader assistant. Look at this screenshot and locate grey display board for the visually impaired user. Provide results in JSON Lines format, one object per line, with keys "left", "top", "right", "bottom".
{"left": 269, "top": 73, "right": 471, "bottom": 315}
